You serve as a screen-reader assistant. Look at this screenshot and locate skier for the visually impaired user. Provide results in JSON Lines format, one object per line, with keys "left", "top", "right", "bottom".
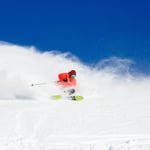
{"left": 52, "top": 70, "right": 83, "bottom": 100}
{"left": 57, "top": 70, "right": 77, "bottom": 95}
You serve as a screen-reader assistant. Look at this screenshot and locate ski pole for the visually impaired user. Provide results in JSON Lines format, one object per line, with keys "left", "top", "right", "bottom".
{"left": 31, "top": 81, "right": 56, "bottom": 87}
{"left": 31, "top": 82, "right": 48, "bottom": 87}
{"left": 31, "top": 83, "right": 46, "bottom": 86}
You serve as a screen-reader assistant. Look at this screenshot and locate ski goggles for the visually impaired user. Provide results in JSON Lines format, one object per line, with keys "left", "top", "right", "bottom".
{"left": 71, "top": 74, "right": 76, "bottom": 78}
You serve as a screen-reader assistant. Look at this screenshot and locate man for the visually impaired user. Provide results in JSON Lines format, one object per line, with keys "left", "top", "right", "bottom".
{"left": 57, "top": 70, "right": 77, "bottom": 95}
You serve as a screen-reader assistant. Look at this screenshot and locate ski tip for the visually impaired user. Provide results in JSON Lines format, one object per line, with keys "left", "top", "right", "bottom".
{"left": 52, "top": 95, "right": 62, "bottom": 100}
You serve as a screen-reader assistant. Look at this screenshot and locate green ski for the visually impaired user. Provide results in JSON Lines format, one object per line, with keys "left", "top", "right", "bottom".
{"left": 71, "top": 96, "right": 84, "bottom": 101}
{"left": 52, "top": 95, "right": 62, "bottom": 100}
{"left": 51, "top": 95, "right": 84, "bottom": 101}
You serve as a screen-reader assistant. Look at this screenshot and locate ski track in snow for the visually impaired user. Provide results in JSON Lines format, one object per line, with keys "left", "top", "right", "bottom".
{"left": 1, "top": 135, "right": 150, "bottom": 150}
{"left": 0, "top": 43, "right": 150, "bottom": 149}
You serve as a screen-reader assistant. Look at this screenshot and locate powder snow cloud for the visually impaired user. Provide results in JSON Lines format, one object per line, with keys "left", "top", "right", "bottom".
{"left": 0, "top": 42, "right": 150, "bottom": 100}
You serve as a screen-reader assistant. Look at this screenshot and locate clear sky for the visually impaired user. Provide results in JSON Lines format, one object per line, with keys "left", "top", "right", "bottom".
{"left": 0, "top": 0, "right": 150, "bottom": 74}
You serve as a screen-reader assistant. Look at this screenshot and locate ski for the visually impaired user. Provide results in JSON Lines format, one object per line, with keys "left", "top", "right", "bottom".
{"left": 52, "top": 95, "right": 62, "bottom": 100}
{"left": 71, "top": 96, "right": 84, "bottom": 101}
{"left": 51, "top": 95, "right": 84, "bottom": 101}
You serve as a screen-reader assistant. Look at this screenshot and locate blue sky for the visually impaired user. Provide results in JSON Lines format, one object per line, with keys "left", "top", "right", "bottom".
{"left": 0, "top": 0, "right": 150, "bottom": 74}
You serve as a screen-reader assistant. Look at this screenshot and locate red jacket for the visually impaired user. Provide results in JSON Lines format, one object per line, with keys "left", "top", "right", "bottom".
{"left": 57, "top": 72, "right": 76, "bottom": 87}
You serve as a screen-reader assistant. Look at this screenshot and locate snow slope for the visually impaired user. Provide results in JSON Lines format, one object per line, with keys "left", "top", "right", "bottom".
{"left": 0, "top": 42, "right": 150, "bottom": 149}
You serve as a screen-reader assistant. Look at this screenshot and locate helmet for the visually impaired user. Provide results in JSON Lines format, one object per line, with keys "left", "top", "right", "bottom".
{"left": 68, "top": 70, "right": 76, "bottom": 78}
{"left": 69, "top": 70, "right": 76, "bottom": 75}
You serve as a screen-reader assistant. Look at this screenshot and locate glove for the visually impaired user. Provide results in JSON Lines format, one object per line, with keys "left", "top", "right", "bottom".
{"left": 63, "top": 78, "right": 68, "bottom": 82}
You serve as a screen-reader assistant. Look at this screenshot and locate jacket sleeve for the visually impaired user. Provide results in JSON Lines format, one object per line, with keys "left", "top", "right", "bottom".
{"left": 57, "top": 74, "right": 76, "bottom": 87}
{"left": 58, "top": 73, "right": 68, "bottom": 81}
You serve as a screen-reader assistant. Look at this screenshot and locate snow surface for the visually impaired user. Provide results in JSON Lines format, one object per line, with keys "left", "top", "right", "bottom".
{"left": 0, "top": 42, "right": 150, "bottom": 149}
